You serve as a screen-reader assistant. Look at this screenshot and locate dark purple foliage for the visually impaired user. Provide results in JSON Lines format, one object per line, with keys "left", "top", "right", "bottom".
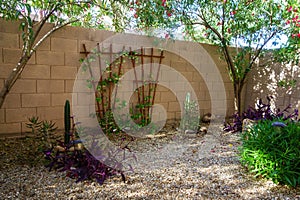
{"left": 44, "top": 140, "right": 127, "bottom": 185}
{"left": 224, "top": 96, "right": 299, "bottom": 132}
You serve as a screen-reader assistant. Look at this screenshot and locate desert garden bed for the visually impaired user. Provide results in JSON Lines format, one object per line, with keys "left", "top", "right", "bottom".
{"left": 0, "top": 123, "right": 299, "bottom": 199}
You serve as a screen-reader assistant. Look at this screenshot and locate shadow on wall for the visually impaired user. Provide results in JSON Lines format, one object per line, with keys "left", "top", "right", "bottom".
{"left": 245, "top": 58, "right": 300, "bottom": 113}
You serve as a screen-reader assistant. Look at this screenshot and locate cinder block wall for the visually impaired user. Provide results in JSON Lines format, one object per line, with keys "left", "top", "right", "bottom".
{"left": 0, "top": 19, "right": 235, "bottom": 137}
{"left": 245, "top": 59, "right": 300, "bottom": 115}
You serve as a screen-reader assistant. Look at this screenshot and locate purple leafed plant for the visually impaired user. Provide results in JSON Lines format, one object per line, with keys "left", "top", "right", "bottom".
{"left": 44, "top": 139, "right": 134, "bottom": 185}
{"left": 224, "top": 96, "right": 299, "bottom": 132}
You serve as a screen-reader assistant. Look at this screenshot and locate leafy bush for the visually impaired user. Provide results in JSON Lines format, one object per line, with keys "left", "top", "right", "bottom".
{"left": 240, "top": 118, "right": 300, "bottom": 187}
{"left": 224, "top": 96, "right": 299, "bottom": 132}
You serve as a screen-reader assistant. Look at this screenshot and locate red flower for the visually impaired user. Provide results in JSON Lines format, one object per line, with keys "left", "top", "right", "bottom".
{"left": 134, "top": 13, "right": 138, "bottom": 18}
{"left": 291, "top": 34, "right": 296, "bottom": 38}
{"left": 162, "top": 0, "right": 166, "bottom": 7}
{"left": 297, "top": 33, "right": 300, "bottom": 38}
{"left": 293, "top": 16, "right": 299, "bottom": 22}
{"left": 227, "top": 28, "right": 231, "bottom": 33}
{"left": 286, "top": 20, "right": 291, "bottom": 24}
{"left": 230, "top": 10, "right": 237, "bottom": 15}
{"left": 167, "top": 10, "right": 172, "bottom": 17}
{"left": 287, "top": 6, "right": 293, "bottom": 12}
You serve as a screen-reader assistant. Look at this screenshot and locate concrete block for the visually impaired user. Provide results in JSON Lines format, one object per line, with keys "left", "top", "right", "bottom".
{"left": 21, "top": 64, "right": 50, "bottom": 79}
{"left": 0, "top": 48, "right": 2, "bottom": 63}
{"left": 36, "top": 51, "right": 64, "bottom": 65}
{"left": 0, "top": 32, "right": 19, "bottom": 48}
{"left": 78, "top": 40, "right": 99, "bottom": 53}
{"left": 167, "top": 111, "right": 175, "bottom": 120}
{"left": 181, "top": 72, "right": 193, "bottom": 82}
{"left": 65, "top": 80, "right": 75, "bottom": 92}
{"left": 190, "top": 82, "right": 201, "bottom": 92}
{"left": 3, "top": 49, "right": 35, "bottom": 64}
{"left": 0, "top": 109, "right": 4, "bottom": 123}
{"left": 212, "top": 82, "right": 226, "bottom": 91}
{"left": 77, "top": 92, "right": 95, "bottom": 106}
{"left": 156, "top": 85, "right": 169, "bottom": 92}
{"left": 36, "top": 37, "right": 50, "bottom": 50}
{"left": 160, "top": 91, "right": 177, "bottom": 102}
{"left": 153, "top": 91, "right": 161, "bottom": 102}
{"left": 2, "top": 94, "right": 21, "bottom": 109}
{"left": 171, "top": 81, "right": 185, "bottom": 92}
{"left": 51, "top": 93, "right": 72, "bottom": 106}
{"left": 37, "top": 106, "right": 64, "bottom": 121}
{"left": 175, "top": 112, "right": 182, "bottom": 120}
{"left": 170, "top": 61, "right": 187, "bottom": 72}
{"left": 0, "top": 123, "right": 21, "bottom": 134}
{"left": 22, "top": 94, "right": 50, "bottom": 107}
{"left": 0, "top": 79, "right": 3, "bottom": 89}
{"left": 168, "top": 101, "right": 180, "bottom": 112}
{"left": 53, "top": 119, "right": 64, "bottom": 130}
{"left": 51, "top": 37, "right": 78, "bottom": 52}
{"left": 160, "top": 69, "right": 178, "bottom": 82}
{"left": 224, "top": 82, "right": 234, "bottom": 92}
{"left": 5, "top": 108, "right": 36, "bottom": 123}
{"left": 226, "top": 90, "right": 235, "bottom": 100}
{"left": 192, "top": 72, "right": 204, "bottom": 82}
{"left": 21, "top": 122, "right": 32, "bottom": 134}
{"left": 37, "top": 80, "right": 64, "bottom": 93}
{"left": 65, "top": 52, "right": 83, "bottom": 67}
{"left": 0, "top": 19, "right": 20, "bottom": 33}
{"left": 51, "top": 66, "right": 77, "bottom": 79}
{"left": 10, "top": 79, "right": 36, "bottom": 93}
{"left": 0, "top": 64, "right": 14, "bottom": 78}
{"left": 199, "top": 100, "right": 211, "bottom": 111}
{"left": 276, "top": 96, "right": 285, "bottom": 107}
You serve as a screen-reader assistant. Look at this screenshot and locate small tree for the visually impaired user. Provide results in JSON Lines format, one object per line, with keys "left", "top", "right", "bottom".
{"left": 0, "top": 0, "right": 131, "bottom": 108}
{"left": 130, "top": 0, "right": 300, "bottom": 114}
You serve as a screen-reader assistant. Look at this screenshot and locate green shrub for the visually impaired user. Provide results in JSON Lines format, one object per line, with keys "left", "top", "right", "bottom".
{"left": 240, "top": 118, "right": 300, "bottom": 187}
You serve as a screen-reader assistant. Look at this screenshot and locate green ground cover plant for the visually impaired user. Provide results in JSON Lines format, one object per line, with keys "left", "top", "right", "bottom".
{"left": 240, "top": 118, "right": 300, "bottom": 187}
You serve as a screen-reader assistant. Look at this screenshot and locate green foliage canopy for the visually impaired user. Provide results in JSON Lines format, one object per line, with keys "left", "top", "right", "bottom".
{"left": 0, "top": 0, "right": 132, "bottom": 108}
{"left": 130, "top": 0, "right": 300, "bottom": 113}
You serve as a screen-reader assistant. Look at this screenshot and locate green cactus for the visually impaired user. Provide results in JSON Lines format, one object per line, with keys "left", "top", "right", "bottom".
{"left": 64, "top": 100, "right": 71, "bottom": 144}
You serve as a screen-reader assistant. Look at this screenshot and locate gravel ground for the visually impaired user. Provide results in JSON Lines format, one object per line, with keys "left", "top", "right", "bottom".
{"left": 0, "top": 123, "right": 299, "bottom": 199}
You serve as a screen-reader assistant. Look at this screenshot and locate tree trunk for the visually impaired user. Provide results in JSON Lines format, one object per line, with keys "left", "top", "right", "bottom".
{"left": 0, "top": 55, "right": 30, "bottom": 108}
{"left": 233, "top": 81, "right": 245, "bottom": 116}
{"left": 232, "top": 81, "right": 243, "bottom": 115}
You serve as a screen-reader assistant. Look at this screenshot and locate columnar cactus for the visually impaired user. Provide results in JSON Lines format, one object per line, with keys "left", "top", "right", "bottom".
{"left": 64, "top": 100, "right": 71, "bottom": 144}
